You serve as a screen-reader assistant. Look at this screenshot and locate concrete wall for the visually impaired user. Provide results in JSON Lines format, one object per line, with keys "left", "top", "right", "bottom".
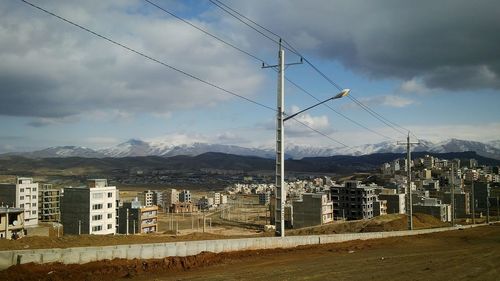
{"left": 0, "top": 224, "right": 485, "bottom": 270}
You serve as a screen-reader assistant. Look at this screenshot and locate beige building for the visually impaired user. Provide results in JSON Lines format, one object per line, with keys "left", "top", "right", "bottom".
{"left": 0, "top": 177, "right": 39, "bottom": 226}
{"left": 0, "top": 207, "right": 25, "bottom": 239}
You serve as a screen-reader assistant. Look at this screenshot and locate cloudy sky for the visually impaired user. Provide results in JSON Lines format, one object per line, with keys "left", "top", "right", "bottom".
{"left": 1, "top": 0, "right": 499, "bottom": 153}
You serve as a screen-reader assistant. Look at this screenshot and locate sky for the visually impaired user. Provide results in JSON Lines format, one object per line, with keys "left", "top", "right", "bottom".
{"left": 1, "top": 0, "right": 499, "bottom": 153}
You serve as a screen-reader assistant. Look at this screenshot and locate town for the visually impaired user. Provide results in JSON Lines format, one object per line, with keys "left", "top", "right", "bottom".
{"left": 1, "top": 154, "right": 498, "bottom": 240}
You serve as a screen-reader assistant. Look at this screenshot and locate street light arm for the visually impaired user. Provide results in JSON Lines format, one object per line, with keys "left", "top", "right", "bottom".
{"left": 283, "top": 89, "right": 350, "bottom": 122}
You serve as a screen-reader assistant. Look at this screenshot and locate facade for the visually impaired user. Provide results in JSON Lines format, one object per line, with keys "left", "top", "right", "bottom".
{"left": 0, "top": 207, "right": 25, "bottom": 239}
{"left": 61, "top": 179, "right": 117, "bottom": 235}
{"left": 170, "top": 202, "right": 197, "bottom": 213}
{"left": 179, "top": 190, "right": 191, "bottom": 203}
{"left": 38, "top": 184, "right": 61, "bottom": 222}
{"left": 440, "top": 192, "right": 470, "bottom": 218}
{"left": 0, "top": 177, "right": 39, "bottom": 226}
{"left": 259, "top": 192, "right": 271, "bottom": 205}
{"left": 373, "top": 199, "right": 387, "bottom": 217}
{"left": 118, "top": 201, "right": 158, "bottom": 234}
{"left": 198, "top": 196, "right": 214, "bottom": 210}
{"left": 473, "top": 182, "right": 490, "bottom": 211}
{"left": 331, "top": 181, "right": 377, "bottom": 220}
{"left": 378, "top": 193, "right": 406, "bottom": 214}
{"left": 139, "top": 190, "right": 154, "bottom": 207}
{"left": 213, "top": 192, "right": 220, "bottom": 206}
{"left": 165, "top": 189, "right": 179, "bottom": 206}
{"left": 413, "top": 203, "right": 450, "bottom": 222}
{"left": 292, "top": 193, "right": 333, "bottom": 228}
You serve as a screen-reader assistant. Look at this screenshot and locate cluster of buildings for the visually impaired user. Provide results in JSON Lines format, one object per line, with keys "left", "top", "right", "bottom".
{"left": 0, "top": 178, "right": 162, "bottom": 239}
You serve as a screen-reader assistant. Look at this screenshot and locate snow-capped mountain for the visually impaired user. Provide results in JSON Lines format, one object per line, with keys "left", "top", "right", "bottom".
{"left": 3, "top": 138, "right": 500, "bottom": 160}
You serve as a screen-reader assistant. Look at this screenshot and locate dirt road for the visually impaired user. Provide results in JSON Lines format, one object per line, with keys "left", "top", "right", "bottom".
{"left": 1, "top": 224, "right": 498, "bottom": 281}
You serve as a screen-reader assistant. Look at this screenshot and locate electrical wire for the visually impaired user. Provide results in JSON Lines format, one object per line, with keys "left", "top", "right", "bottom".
{"left": 20, "top": 0, "right": 354, "bottom": 150}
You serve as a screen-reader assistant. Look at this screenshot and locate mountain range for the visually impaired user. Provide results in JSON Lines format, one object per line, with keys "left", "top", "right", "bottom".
{"left": 2, "top": 138, "right": 500, "bottom": 160}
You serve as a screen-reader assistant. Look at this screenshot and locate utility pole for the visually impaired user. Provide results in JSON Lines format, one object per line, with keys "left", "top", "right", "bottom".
{"left": 471, "top": 180, "right": 475, "bottom": 224}
{"left": 126, "top": 209, "right": 129, "bottom": 235}
{"left": 496, "top": 196, "right": 499, "bottom": 222}
{"left": 398, "top": 132, "right": 419, "bottom": 230}
{"left": 451, "top": 163, "right": 455, "bottom": 226}
{"left": 262, "top": 39, "right": 302, "bottom": 237}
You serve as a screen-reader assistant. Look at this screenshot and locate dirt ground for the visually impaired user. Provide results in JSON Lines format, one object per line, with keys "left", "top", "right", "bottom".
{"left": 1, "top": 224, "right": 498, "bottom": 281}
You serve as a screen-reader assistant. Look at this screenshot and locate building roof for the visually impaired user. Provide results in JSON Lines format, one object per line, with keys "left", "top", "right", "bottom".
{"left": 0, "top": 207, "right": 24, "bottom": 214}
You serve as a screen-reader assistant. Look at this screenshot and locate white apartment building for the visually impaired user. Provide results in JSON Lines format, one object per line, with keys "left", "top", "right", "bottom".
{"left": 0, "top": 177, "right": 39, "bottom": 226}
{"left": 61, "top": 179, "right": 116, "bottom": 235}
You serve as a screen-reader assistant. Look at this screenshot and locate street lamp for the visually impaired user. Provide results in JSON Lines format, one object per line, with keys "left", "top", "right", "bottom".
{"left": 275, "top": 87, "right": 349, "bottom": 237}
{"left": 284, "top": 89, "right": 350, "bottom": 121}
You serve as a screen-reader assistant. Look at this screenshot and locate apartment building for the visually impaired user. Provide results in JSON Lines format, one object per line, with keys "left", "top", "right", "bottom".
{"left": 293, "top": 193, "right": 333, "bottom": 228}
{"left": 165, "top": 189, "right": 179, "bottom": 207}
{"left": 0, "top": 177, "right": 39, "bottom": 226}
{"left": 331, "top": 181, "right": 377, "bottom": 220}
{"left": 139, "top": 190, "right": 154, "bottom": 207}
{"left": 61, "top": 179, "right": 117, "bottom": 235}
{"left": 118, "top": 200, "right": 158, "bottom": 234}
{"left": 38, "top": 184, "right": 61, "bottom": 222}
{"left": 179, "top": 190, "right": 191, "bottom": 203}
{"left": 0, "top": 207, "right": 24, "bottom": 239}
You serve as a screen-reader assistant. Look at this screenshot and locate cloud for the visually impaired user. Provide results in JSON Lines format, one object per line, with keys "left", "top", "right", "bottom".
{"left": 344, "top": 95, "right": 416, "bottom": 110}
{"left": 228, "top": 0, "right": 500, "bottom": 90}
{"left": 0, "top": 1, "right": 265, "bottom": 120}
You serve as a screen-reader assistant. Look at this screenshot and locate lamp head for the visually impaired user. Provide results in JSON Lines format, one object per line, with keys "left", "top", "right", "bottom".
{"left": 332, "top": 88, "right": 350, "bottom": 99}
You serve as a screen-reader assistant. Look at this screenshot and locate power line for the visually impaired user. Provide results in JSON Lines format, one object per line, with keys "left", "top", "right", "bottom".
{"left": 144, "top": 0, "right": 392, "bottom": 142}
{"left": 210, "top": 0, "right": 417, "bottom": 139}
{"left": 20, "top": 0, "right": 275, "bottom": 112}
{"left": 20, "top": 0, "right": 353, "bottom": 150}
{"left": 143, "top": 0, "right": 265, "bottom": 64}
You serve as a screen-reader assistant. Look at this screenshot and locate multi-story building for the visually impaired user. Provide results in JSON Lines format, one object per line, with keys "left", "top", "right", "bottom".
{"left": 373, "top": 199, "right": 387, "bottom": 217}
{"left": 118, "top": 200, "right": 158, "bottom": 234}
{"left": 139, "top": 190, "right": 154, "bottom": 207}
{"left": 331, "top": 181, "right": 377, "bottom": 220}
{"left": 423, "top": 155, "right": 435, "bottom": 169}
{"left": 220, "top": 194, "right": 228, "bottom": 205}
{"left": 259, "top": 192, "right": 271, "bottom": 205}
{"left": 213, "top": 192, "right": 221, "bottom": 206}
{"left": 179, "top": 190, "right": 191, "bottom": 203}
{"left": 165, "top": 189, "right": 179, "bottom": 207}
{"left": 0, "top": 177, "right": 39, "bottom": 226}
{"left": 292, "top": 193, "right": 333, "bottom": 228}
{"left": 198, "top": 196, "right": 214, "bottom": 210}
{"left": 413, "top": 199, "right": 451, "bottom": 222}
{"left": 440, "top": 192, "right": 470, "bottom": 218}
{"left": 0, "top": 207, "right": 24, "bottom": 239}
{"left": 61, "top": 179, "right": 117, "bottom": 235}
{"left": 473, "top": 182, "right": 490, "bottom": 211}
{"left": 38, "top": 184, "right": 61, "bottom": 222}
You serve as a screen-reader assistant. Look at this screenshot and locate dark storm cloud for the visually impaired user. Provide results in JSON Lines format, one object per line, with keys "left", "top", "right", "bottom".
{"left": 0, "top": 1, "right": 264, "bottom": 119}
{"left": 232, "top": 0, "right": 500, "bottom": 90}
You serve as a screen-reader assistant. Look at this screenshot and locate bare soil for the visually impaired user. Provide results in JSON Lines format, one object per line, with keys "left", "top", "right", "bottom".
{"left": 1, "top": 224, "right": 498, "bottom": 281}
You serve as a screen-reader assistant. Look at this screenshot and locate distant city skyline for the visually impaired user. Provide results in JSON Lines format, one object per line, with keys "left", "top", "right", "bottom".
{"left": 1, "top": 0, "right": 499, "bottom": 153}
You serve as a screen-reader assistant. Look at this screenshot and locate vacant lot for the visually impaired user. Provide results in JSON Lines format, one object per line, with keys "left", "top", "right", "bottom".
{"left": 1, "top": 224, "right": 498, "bottom": 281}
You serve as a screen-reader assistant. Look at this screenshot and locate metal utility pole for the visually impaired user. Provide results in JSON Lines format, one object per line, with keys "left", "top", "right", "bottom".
{"left": 398, "top": 132, "right": 419, "bottom": 230}
{"left": 471, "top": 180, "right": 475, "bottom": 224}
{"left": 262, "top": 39, "right": 303, "bottom": 237}
{"left": 451, "top": 163, "right": 455, "bottom": 226}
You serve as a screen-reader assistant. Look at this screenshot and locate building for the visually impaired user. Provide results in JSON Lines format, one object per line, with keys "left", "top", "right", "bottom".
{"left": 38, "top": 184, "right": 61, "bottom": 222}
{"left": 198, "top": 196, "right": 214, "bottom": 210}
{"left": 440, "top": 192, "right": 470, "bottom": 218}
{"left": 473, "top": 182, "right": 490, "bottom": 211}
{"left": 179, "top": 190, "right": 191, "bottom": 203}
{"left": 118, "top": 200, "right": 158, "bottom": 234}
{"left": 377, "top": 191, "right": 406, "bottom": 215}
{"left": 259, "top": 192, "right": 270, "bottom": 205}
{"left": 61, "top": 179, "right": 117, "bottom": 235}
{"left": 139, "top": 190, "right": 154, "bottom": 207}
{"left": 413, "top": 201, "right": 450, "bottom": 222}
{"left": 0, "top": 177, "right": 39, "bottom": 226}
{"left": 292, "top": 193, "right": 333, "bottom": 228}
{"left": 423, "top": 155, "right": 435, "bottom": 169}
{"left": 373, "top": 199, "right": 387, "bottom": 217}
{"left": 331, "top": 181, "right": 377, "bottom": 220}
{"left": 165, "top": 189, "right": 179, "bottom": 207}
{"left": 213, "top": 192, "right": 221, "bottom": 206}
{"left": 170, "top": 202, "right": 197, "bottom": 213}
{"left": 0, "top": 207, "right": 25, "bottom": 239}
{"left": 220, "top": 194, "right": 228, "bottom": 205}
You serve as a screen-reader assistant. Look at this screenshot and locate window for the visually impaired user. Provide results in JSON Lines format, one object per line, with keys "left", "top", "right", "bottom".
{"left": 32, "top": 210, "right": 36, "bottom": 215}
{"left": 92, "top": 225, "right": 102, "bottom": 232}
{"left": 92, "top": 214, "right": 103, "bottom": 221}
{"left": 20, "top": 188, "right": 24, "bottom": 193}
{"left": 20, "top": 196, "right": 24, "bottom": 200}
{"left": 32, "top": 203, "right": 36, "bottom": 207}
{"left": 32, "top": 187, "right": 37, "bottom": 192}
{"left": 32, "top": 195, "right": 36, "bottom": 199}
{"left": 107, "top": 203, "right": 113, "bottom": 208}
{"left": 20, "top": 204, "right": 24, "bottom": 208}
{"left": 107, "top": 213, "right": 113, "bottom": 219}
{"left": 92, "top": 204, "right": 103, "bottom": 210}
{"left": 107, "top": 224, "right": 113, "bottom": 229}
{"left": 92, "top": 193, "right": 103, "bottom": 199}
{"left": 107, "top": 192, "right": 113, "bottom": 198}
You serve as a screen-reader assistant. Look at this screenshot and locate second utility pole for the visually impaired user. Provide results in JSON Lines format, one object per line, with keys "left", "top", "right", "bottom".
{"left": 398, "top": 132, "right": 419, "bottom": 230}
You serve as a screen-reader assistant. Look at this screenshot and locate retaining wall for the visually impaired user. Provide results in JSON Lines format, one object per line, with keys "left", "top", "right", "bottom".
{"left": 0, "top": 225, "right": 480, "bottom": 270}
